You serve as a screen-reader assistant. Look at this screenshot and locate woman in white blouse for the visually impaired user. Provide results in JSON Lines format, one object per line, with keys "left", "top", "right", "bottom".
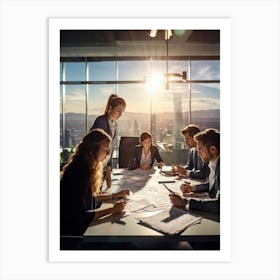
{"left": 130, "top": 132, "right": 164, "bottom": 170}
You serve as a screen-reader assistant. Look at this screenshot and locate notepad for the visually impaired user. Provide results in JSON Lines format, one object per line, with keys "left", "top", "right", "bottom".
{"left": 137, "top": 206, "right": 203, "bottom": 236}
{"left": 161, "top": 166, "right": 173, "bottom": 172}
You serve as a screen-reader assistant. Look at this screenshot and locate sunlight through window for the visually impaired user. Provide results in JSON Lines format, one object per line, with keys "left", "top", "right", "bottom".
{"left": 145, "top": 74, "right": 164, "bottom": 93}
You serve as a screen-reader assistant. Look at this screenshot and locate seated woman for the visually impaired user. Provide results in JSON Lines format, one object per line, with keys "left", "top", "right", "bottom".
{"left": 60, "top": 128, "right": 130, "bottom": 236}
{"left": 129, "top": 131, "right": 164, "bottom": 170}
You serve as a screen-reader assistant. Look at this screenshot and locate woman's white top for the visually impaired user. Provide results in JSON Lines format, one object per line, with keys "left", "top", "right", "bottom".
{"left": 108, "top": 119, "right": 116, "bottom": 139}
{"left": 140, "top": 149, "right": 152, "bottom": 166}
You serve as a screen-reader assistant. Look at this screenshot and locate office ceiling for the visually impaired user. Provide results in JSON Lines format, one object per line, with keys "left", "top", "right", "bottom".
{"left": 60, "top": 30, "right": 220, "bottom": 60}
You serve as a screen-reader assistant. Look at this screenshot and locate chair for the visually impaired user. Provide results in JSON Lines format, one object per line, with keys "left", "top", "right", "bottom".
{"left": 118, "top": 136, "right": 139, "bottom": 168}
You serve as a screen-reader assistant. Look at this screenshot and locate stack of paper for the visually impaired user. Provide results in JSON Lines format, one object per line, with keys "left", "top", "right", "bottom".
{"left": 137, "top": 206, "right": 203, "bottom": 235}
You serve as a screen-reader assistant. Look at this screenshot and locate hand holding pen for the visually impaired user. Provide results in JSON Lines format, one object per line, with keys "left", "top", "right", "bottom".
{"left": 169, "top": 192, "right": 185, "bottom": 207}
{"left": 112, "top": 189, "right": 130, "bottom": 200}
{"left": 112, "top": 200, "right": 126, "bottom": 213}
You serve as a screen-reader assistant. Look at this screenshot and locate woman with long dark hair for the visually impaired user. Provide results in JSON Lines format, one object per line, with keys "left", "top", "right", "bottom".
{"left": 60, "top": 128, "right": 129, "bottom": 236}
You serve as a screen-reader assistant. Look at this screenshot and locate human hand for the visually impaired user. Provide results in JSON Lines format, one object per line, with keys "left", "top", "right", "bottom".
{"left": 169, "top": 193, "right": 185, "bottom": 207}
{"left": 114, "top": 189, "right": 130, "bottom": 199}
{"left": 175, "top": 165, "right": 187, "bottom": 176}
{"left": 182, "top": 192, "right": 195, "bottom": 197}
{"left": 158, "top": 161, "right": 164, "bottom": 169}
{"left": 112, "top": 200, "right": 126, "bottom": 214}
{"left": 140, "top": 163, "right": 151, "bottom": 170}
{"left": 180, "top": 183, "right": 195, "bottom": 193}
{"left": 171, "top": 165, "right": 178, "bottom": 175}
{"left": 105, "top": 175, "right": 111, "bottom": 189}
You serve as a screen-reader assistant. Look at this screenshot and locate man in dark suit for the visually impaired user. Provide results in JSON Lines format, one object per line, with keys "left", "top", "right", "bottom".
{"left": 173, "top": 124, "right": 210, "bottom": 180}
{"left": 170, "top": 128, "right": 220, "bottom": 214}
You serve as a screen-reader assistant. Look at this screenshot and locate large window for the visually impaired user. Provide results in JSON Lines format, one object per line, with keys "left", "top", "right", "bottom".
{"left": 60, "top": 58, "right": 220, "bottom": 166}
{"left": 89, "top": 61, "right": 116, "bottom": 81}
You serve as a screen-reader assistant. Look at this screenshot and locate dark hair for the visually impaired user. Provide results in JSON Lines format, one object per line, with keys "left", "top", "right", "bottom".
{"left": 105, "top": 94, "right": 126, "bottom": 114}
{"left": 61, "top": 129, "right": 112, "bottom": 196}
{"left": 140, "top": 131, "right": 152, "bottom": 143}
{"left": 194, "top": 128, "right": 220, "bottom": 152}
{"left": 181, "top": 124, "right": 200, "bottom": 137}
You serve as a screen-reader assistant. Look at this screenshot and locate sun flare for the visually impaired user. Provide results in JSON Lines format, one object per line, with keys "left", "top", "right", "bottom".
{"left": 145, "top": 74, "right": 164, "bottom": 92}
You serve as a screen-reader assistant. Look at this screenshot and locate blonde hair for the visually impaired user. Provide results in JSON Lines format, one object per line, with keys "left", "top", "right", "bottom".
{"left": 90, "top": 160, "right": 104, "bottom": 196}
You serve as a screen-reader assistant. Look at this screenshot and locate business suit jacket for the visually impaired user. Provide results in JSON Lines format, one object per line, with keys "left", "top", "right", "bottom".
{"left": 89, "top": 114, "right": 116, "bottom": 167}
{"left": 189, "top": 158, "right": 220, "bottom": 214}
{"left": 185, "top": 147, "right": 210, "bottom": 180}
{"left": 130, "top": 144, "right": 163, "bottom": 170}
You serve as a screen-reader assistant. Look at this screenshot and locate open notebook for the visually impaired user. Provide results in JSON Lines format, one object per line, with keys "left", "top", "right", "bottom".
{"left": 137, "top": 206, "right": 203, "bottom": 236}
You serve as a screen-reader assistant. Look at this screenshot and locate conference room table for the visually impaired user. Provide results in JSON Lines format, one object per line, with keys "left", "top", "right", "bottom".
{"left": 83, "top": 167, "right": 220, "bottom": 250}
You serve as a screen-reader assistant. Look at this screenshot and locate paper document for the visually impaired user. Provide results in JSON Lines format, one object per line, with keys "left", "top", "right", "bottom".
{"left": 127, "top": 198, "right": 155, "bottom": 212}
{"left": 137, "top": 206, "right": 203, "bottom": 235}
{"left": 160, "top": 166, "right": 175, "bottom": 176}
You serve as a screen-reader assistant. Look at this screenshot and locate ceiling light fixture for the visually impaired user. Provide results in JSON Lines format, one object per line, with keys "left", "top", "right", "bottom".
{"left": 147, "top": 30, "right": 187, "bottom": 90}
{"left": 165, "top": 29, "right": 173, "bottom": 40}
{"left": 149, "top": 30, "right": 158, "bottom": 38}
{"left": 149, "top": 29, "right": 172, "bottom": 40}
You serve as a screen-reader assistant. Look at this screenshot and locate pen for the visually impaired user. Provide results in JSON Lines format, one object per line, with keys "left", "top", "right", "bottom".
{"left": 158, "top": 180, "right": 175, "bottom": 184}
{"left": 184, "top": 180, "right": 191, "bottom": 185}
{"left": 163, "top": 183, "right": 176, "bottom": 194}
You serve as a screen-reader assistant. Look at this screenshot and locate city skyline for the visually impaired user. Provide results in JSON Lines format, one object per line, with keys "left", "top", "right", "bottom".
{"left": 61, "top": 108, "right": 220, "bottom": 147}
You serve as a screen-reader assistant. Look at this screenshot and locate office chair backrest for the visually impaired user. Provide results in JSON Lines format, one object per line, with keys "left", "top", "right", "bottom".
{"left": 118, "top": 136, "right": 139, "bottom": 168}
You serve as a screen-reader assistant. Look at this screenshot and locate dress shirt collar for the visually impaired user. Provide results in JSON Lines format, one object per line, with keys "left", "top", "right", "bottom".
{"left": 208, "top": 156, "right": 219, "bottom": 171}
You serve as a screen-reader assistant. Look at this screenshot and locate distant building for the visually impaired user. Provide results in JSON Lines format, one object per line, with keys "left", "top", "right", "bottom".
{"left": 65, "top": 128, "right": 72, "bottom": 148}
{"left": 134, "top": 120, "right": 140, "bottom": 136}
{"left": 151, "top": 113, "right": 156, "bottom": 142}
{"left": 172, "top": 91, "right": 184, "bottom": 149}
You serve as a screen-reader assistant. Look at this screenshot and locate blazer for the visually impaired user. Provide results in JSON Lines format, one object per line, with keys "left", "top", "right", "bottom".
{"left": 185, "top": 147, "right": 210, "bottom": 180}
{"left": 89, "top": 114, "right": 116, "bottom": 167}
{"left": 130, "top": 144, "right": 163, "bottom": 170}
{"left": 188, "top": 158, "right": 220, "bottom": 214}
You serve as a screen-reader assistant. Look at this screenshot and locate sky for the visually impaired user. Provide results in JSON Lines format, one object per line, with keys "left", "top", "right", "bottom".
{"left": 61, "top": 58, "right": 220, "bottom": 114}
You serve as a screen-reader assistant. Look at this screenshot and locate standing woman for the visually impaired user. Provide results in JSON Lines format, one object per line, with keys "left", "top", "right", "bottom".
{"left": 130, "top": 131, "right": 164, "bottom": 170}
{"left": 60, "top": 128, "right": 129, "bottom": 236}
{"left": 90, "top": 94, "right": 126, "bottom": 189}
